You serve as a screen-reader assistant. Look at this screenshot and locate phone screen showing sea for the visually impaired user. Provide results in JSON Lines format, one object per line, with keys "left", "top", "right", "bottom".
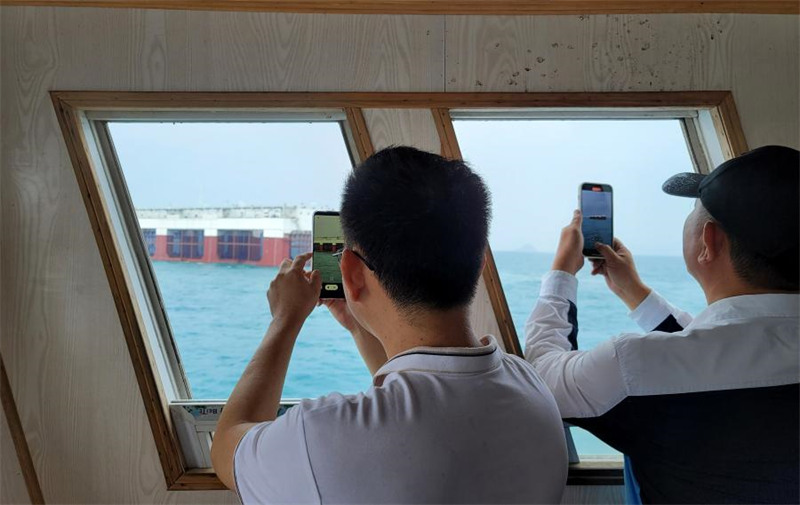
{"left": 313, "top": 213, "right": 344, "bottom": 296}
{"left": 581, "top": 190, "right": 613, "bottom": 248}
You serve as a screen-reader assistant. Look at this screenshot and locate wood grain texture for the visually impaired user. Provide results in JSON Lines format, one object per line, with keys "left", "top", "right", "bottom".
{"left": 344, "top": 108, "right": 375, "bottom": 163}
{"left": 362, "top": 109, "right": 440, "bottom": 153}
{"left": 1, "top": 5, "right": 797, "bottom": 504}
{"left": 52, "top": 90, "right": 732, "bottom": 109}
{"left": 444, "top": 13, "right": 799, "bottom": 149}
{"left": 711, "top": 91, "right": 749, "bottom": 158}
{"left": 159, "top": 10, "right": 444, "bottom": 92}
{"left": 1, "top": 357, "right": 42, "bottom": 504}
{"left": 1, "top": 400, "right": 32, "bottom": 505}
{"left": 1, "top": 0, "right": 797, "bottom": 15}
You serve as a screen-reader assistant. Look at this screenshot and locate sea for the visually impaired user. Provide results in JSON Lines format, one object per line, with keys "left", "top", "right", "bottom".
{"left": 153, "top": 251, "right": 707, "bottom": 456}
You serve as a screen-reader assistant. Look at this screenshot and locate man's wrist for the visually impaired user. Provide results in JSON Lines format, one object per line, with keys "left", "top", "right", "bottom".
{"left": 551, "top": 260, "right": 580, "bottom": 276}
{"left": 620, "top": 283, "right": 651, "bottom": 311}
{"left": 268, "top": 314, "right": 306, "bottom": 336}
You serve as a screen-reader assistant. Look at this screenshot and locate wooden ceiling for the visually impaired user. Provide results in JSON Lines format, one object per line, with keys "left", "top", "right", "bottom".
{"left": 1, "top": 0, "right": 797, "bottom": 15}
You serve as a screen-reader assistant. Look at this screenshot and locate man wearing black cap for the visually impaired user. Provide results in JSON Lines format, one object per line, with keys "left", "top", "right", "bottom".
{"left": 525, "top": 145, "right": 799, "bottom": 503}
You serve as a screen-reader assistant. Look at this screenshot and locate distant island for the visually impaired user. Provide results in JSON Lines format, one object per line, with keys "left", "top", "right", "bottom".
{"left": 513, "top": 243, "right": 538, "bottom": 253}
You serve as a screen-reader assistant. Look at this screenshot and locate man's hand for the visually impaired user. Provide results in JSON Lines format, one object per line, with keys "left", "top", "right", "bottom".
{"left": 322, "top": 299, "right": 364, "bottom": 335}
{"left": 590, "top": 238, "right": 651, "bottom": 310}
{"left": 552, "top": 210, "right": 585, "bottom": 276}
{"left": 267, "top": 252, "right": 322, "bottom": 327}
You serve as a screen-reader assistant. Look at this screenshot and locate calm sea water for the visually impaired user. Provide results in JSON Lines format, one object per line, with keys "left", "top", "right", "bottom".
{"left": 154, "top": 251, "right": 707, "bottom": 455}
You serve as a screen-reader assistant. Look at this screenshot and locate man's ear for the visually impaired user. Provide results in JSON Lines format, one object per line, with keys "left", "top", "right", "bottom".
{"left": 698, "top": 220, "right": 724, "bottom": 265}
{"left": 341, "top": 250, "right": 366, "bottom": 302}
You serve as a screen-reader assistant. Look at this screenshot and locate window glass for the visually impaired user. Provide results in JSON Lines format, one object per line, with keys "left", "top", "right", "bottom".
{"left": 167, "top": 229, "right": 204, "bottom": 259}
{"left": 109, "top": 121, "right": 369, "bottom": 400}
{"left": 217, "top": 230, "right": 264, "bottom": 262}
{"left": 141, "top": 228, "right": 156, "bottom": 256}
{"left": 453, "top": 118, "right": 709, "bottom": 456}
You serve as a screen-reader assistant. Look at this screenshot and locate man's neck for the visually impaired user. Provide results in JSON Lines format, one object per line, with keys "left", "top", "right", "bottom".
{"left": 703, "top": 275, "right": 797, "bottom": 305}
{"left": 376, "top": 307, "right": 481, "bottom": 359}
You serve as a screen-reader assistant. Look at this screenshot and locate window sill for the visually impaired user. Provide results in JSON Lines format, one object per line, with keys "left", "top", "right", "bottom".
{"left": 567, "top": 460, "right": 624, "bottom": 486}
{"left": 168, "top": 462, "right": 624, "bottom": 491}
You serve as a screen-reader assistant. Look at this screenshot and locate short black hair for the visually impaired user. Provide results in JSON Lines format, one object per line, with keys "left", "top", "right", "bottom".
{"left": 728, "top": 235, "right": 799, "bottom": 292}
{"left": 340, "top": 146, "right": 491, "bottom": 312}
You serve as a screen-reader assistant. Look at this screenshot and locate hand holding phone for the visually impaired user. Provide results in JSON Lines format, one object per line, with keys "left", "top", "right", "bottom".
{"left": 579, "top": 183, "right": 613, "bottom": 258}
{"left": 552, "top": 210, "right": 586, "bottom": 276}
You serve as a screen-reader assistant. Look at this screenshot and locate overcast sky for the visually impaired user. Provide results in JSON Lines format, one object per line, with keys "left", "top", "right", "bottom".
{"left": 111, "top": 118, "right": 695, "bottom": 257}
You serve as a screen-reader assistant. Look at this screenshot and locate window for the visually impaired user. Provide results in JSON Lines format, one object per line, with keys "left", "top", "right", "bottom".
{"left": 107, "top": 119, "right": 363, "bottom": 404}
{"left": 218, "top": 230, "right": 263, "bottom": 262}
{"left": 166, "top": 229, "right": 204, "bottom": 259}
{"left": 142, "top": 228, "right": 156, "bottom": 256}
{"left": 54, "top": 92, "right": 741, "bottom": 488}
{"left": 452, "top": 116, "right": 711, "bottom": 458}
{"left": 289, "top": 230, "right": 313, "bottom": 258}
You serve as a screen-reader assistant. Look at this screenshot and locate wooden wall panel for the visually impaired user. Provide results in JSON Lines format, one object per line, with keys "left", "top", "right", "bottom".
{"left": 470, "top": 280, "right": 505, "bottom": 350}
{"left": 1, "top": 406, "right": 32, "bottom": 505}
{"left": 1, "top": 5, "right": 797, "bottom": 504}
{"left": 2, "top": 1, "right": 799, "bottom": 15}
{"left": 363, "top": 109, "right": 441, "bottom": 153}
{"left": 444, "top": 14, "right": 799, "bottom": 149}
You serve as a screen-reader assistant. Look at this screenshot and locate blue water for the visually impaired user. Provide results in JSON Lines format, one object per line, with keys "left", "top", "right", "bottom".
{"left": 153, "top": 251, "right": 707, "bottom": 455}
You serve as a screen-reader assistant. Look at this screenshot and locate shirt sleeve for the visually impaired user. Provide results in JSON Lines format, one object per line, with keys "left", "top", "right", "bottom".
{"left": 524, "top": 270, "right": 628, "bottom": 419}
{"left": 233, "top": 406, "right": 320, "bottom": 505}
{"left": 628, "top": 290, "right": 693, "bottom": 332}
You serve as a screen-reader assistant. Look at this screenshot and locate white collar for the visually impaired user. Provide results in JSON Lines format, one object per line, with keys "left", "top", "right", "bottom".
{"left": 689, "top": 293, "right": 800, "bottom": 328}
{"left": 373, "top": 335, "right": 502, "bottom": 386}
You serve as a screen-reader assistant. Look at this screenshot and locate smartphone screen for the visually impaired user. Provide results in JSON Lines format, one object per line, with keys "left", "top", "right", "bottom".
{"left": 580, "top": 183, "right": 613, "bottom": 258}
{"left": 312, "top": 211, "right": 345, "bottom": 299}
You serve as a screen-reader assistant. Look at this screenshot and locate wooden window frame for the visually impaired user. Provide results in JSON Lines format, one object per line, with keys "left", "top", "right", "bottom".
{"left": 3, "top": 0, "right": 798, "bottom": 15}
{"left": 51, "top": 90, "right": 746, "bottom": 490}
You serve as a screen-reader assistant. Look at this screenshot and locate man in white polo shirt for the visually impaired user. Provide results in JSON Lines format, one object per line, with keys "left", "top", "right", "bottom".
{"left": 211, "top": 146, "right": 568, "bottom": 504}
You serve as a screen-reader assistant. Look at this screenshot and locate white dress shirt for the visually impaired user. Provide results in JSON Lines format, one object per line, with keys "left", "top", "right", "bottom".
{"left": 525, "top": 270, "right": 799, "bottom": 419}
{"left": 523, "top": 270, "right": 800, "bottom": 503}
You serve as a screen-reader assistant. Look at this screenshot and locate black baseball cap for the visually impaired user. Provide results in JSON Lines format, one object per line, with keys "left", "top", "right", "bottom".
{"left": 662, "top": 145, "right": 799, "bottom": 258}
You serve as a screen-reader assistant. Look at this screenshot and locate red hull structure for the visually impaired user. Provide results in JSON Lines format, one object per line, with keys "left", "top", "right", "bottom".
{"left": 138, "top": 207, "right": 316, "bottom": 267}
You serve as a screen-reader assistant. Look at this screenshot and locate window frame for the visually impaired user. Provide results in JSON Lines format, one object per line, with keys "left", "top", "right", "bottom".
{"left": 51, "top": 91, "right": 746, "bottom": 490}
{"left": 217, "top": 229, "right": 264, "bottom": 262}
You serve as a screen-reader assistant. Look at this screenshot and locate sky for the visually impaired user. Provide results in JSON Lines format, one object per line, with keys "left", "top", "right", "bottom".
{"left": 110, "top": 118, "right": 696, "bottom": 257}
{"left": 454, "top": 119, "right": 696, "bottom": 256}
{"left": 109, "top": 122, "right": 353, "bottom": 211}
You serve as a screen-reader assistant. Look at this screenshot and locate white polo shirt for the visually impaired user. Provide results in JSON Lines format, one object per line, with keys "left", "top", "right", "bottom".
{"left": 234, "top": 336, "right": 568, "bottom": 504}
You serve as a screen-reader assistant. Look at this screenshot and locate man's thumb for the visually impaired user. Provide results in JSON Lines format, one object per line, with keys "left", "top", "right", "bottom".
{"left": 310, "top": 269, "right": 322, "bottom": 287}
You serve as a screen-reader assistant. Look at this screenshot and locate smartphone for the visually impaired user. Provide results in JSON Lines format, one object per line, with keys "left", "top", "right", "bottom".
{"left": 312, "top": 211, "right": 345, "bottom": 299}
{"left": 579, "top": 183, "right": 613, "bottom": 258}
